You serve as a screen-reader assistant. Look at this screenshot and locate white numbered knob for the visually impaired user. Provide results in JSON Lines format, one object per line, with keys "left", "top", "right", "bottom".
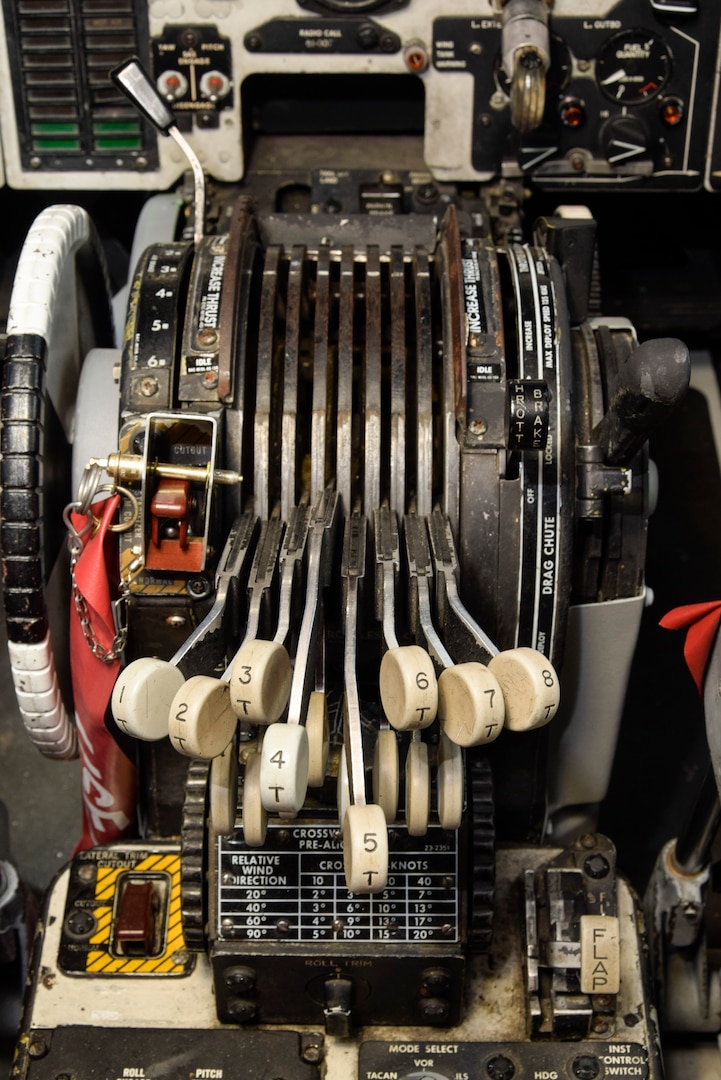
{"left": 111, "top": 657, "right": 185, "bottom": 741}
{"left": 406, "top": 739, "right": 430, "bottom": 837}
{"left": 306, "top": 691, "right": 330, "bottom": 787}
{"left": 437, "top": 731, "right": 464, "bottom": 830}
{"left": 337, "top": 746, "right": 350, "bottom": 830}
{"left": 259, "top": 723, "right": 309, "bottom": 814}
{"left": 229, "top": 639, "right": 292, "bottom": 724}
{"left": 242, "top": 748, "right": 268, "bottom": 847}
{"left": 168, "top": 675, "right": 237, "bottom": 759}
{"left": 488, "top": 647, "right": 560, "bottom": 731}
{"left": 437, "top": 662, "right": 505, "bottom": 747}
{"left": 210, "top": 738, "right": 239, "bottom": 836}
{"left": 373, "top": 728, "right": 399, "bottom": 824}
{"left": 379, "top": 645, "right": 437, "bottom": 731}
{"left": 343, "top": 803, "right": 388, "bottom": 894}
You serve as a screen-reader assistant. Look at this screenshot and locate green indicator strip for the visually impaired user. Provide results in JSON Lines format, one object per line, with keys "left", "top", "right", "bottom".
{"left": 33, "top": 138, "right": 81, "bottom": 150}
{"left": 92, "top": 121, "right": 140, "bottom": 134}
{"left": 94, "top": 137, "right": 142, "bottom": 149}
{"left": 32, "top": 122, "right": 79, "bottom": 134}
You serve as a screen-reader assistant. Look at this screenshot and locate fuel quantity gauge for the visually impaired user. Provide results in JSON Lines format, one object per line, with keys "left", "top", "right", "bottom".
{"left": 597, "top": 30, "right": 671, "bottom": 104}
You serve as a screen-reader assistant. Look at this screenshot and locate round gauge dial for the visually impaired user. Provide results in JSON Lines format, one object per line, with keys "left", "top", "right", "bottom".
{"left": 596, "top": 30, "right": 671, "bottom": 104}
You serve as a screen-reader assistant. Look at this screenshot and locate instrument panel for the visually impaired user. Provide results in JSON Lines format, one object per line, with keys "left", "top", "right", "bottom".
{"left": 0, "top": 0, "right": 718, "bottom": 189}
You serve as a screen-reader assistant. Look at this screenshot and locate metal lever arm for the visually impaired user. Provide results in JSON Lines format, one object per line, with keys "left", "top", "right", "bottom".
{"left": 404, "top": 514, "right": 454, "bottom": 671}
{"left": 427, "top": 510, "right": 497, "bottom": 664}
{"left": 342, "top": 513, "right": 368, "bottom": 807}
{"left": 111, "top": 56, "right": 205, "bottom": 243}
{"left": 287, "top": 490, "right": 340, "bottom": 726}
{"left": 375, "top": 506, "right": 401, "bottom": 652}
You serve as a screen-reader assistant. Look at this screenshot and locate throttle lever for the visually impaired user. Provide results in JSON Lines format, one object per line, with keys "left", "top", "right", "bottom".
{"left": 258, "top": 489, "right": 340, "bottom": 817}
{"left": 405, "top": 514, "right": 505, "bottom": 751}
{"left": 287, "top": 489, "right": 340, "bottom": 728}
{"left": 241, "top": 516, "right": 285, "bottom": 647}
{"left": 227, "top": 503, "right": 310, "bottom": 728}
{"left": 427, "top": 510, "right": 497, "bottom": 664}
{"left": 111, "top": 56, "right": 205, "bottom": 244}
{"left": 341, "top": 513, "right": 368, "bottom": 808}
{"left": 426, "top": 510, "right": 560, "bottom": 732}
{"left": 340, "top": 513, "right": 389, "bottom": 893}
{"left": 274, "top": 503, "right": 311, "bottom": 647}
{"left": 404, "top": 513, "right": 454, "bottom": 671}
{"left": 375, "top": 506, "right": 401, "bottom": 651}
{"left": 592, "top": 337, "right": 690, "bottom": 466}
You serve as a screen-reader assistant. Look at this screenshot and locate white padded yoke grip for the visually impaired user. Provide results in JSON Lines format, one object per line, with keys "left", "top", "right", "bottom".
{"left": 7, "top": 634, "right": 77, "bottom": 759}
{"left": 7, "top": 205, "right": 93, "bottom": 341}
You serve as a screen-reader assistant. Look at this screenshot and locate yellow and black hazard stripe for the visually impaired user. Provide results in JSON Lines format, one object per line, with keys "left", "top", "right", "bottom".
{"left": 85, "top": 852, "right": 190, "bottom": 976}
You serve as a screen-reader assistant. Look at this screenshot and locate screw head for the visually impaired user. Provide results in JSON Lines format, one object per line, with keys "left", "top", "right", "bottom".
{"left": 139, "top": 376, "right": 159, "bottom": 398}
{"left": 28, "top": 1035, "right": 49, "bottom": 1059}
{"left": 187, "top": 576, "right": 211, "bottom": 598}
{"left": 197, "top": 328, "right": 218, "bottom": 348}
{"left": 301, "top": 1043, "right": 323, "bottom": 1064}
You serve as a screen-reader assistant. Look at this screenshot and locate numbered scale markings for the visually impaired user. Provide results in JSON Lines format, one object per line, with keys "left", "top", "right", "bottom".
{"left": 217, "top": 825, "right": 458, "bottom": 944}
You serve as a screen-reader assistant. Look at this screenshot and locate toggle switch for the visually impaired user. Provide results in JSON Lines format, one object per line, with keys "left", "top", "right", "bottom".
{"left": 113, "top": 877, "right": 164, "bottom": 956}
{"left": 323, "top": 977, "right": 353, "bottom": 1037}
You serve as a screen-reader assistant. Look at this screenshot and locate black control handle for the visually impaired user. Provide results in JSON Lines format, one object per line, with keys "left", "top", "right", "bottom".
{"left": 593, "top": 337, "right": 690, "bottom": 465}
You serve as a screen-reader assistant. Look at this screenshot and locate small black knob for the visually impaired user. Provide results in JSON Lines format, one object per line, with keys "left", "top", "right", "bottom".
{"left": 573, "top": 1054, "right": 601, "bottom": 1080}
{"left": 226, "top": 997, "right": 257, "bottom": 1023}
{"left": 486, "top": 1054, "right": 516, "bottom": 1080}
{"left": 601, "top": 116, "right": 651, "bottom": 170}
{"left": 224, "top": 965, "right": 256, "bottom": 991}
{"left": 419, "top": 997, "right": 451, "bottom": 1024}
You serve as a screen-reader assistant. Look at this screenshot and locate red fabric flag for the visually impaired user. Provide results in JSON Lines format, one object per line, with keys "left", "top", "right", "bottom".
{"left": 660, "top": 600, "right": 721, "bottom": 696}
{"left": 69, "top": 495, "right": 137, "bottom": 850}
